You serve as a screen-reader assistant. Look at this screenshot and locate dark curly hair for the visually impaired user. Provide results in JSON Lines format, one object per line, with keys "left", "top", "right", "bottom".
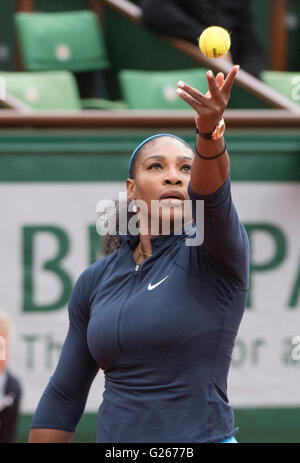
{"left": 101, "top": 198, "right": 138, "bottom": 256}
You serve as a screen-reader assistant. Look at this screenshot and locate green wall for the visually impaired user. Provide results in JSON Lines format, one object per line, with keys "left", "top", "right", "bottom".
{"left": 0, "top": 128, "right": 299, "bottom": 182}
{"left": 18, "top": 408, "right": 300, "bottom": 443}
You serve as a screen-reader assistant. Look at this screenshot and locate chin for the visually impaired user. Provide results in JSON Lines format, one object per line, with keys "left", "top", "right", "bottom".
{"left": 159, "top": 208, "right": 185, "bottom": 234}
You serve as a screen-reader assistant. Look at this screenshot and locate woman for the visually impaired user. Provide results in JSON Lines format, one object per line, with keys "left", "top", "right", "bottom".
{"left": 28, "top": 65, "right": 249, "bottom": 443}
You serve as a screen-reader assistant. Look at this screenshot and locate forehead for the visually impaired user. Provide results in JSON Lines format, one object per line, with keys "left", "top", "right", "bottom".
{"left": 139, "top": 136, "right": 193, "bottom": 160}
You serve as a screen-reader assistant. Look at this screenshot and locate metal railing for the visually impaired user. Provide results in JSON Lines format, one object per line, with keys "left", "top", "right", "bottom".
{"left": 1, "top": 109, "right": 300, "bottom": 128}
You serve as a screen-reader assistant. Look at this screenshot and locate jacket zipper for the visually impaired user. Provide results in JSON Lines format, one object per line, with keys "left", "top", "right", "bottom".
{"left": 116, "top": 264, "right": 140, "bottom": 354}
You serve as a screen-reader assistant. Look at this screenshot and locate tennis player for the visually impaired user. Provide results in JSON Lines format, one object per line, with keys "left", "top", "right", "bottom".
{"left": 28, "top": 65, "right": 249, "bottom": 443}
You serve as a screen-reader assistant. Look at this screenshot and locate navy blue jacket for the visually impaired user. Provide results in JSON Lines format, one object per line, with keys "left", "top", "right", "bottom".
{"left": 31, "top": 174, "right": 249, "bottom": 443}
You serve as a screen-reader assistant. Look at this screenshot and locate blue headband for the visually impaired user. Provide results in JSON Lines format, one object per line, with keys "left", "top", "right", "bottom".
{"left": 128, "top": 133, "right": 190, "bottom": 177}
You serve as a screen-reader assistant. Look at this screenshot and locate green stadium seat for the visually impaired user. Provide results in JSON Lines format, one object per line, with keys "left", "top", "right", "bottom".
{"left": 0, "top": 71, "right": 127, "bottom": 111}
{"left": 0, "top": 71, "right": 81, "bottom": 110}
{"left": 118, "top": 68, "right": 208, "bottom": 110}
{"left": 261, "top": 71, "right": 300, "bottom": 105}
{"left": 14, "top": 10, "right": 110, "bottom": 72}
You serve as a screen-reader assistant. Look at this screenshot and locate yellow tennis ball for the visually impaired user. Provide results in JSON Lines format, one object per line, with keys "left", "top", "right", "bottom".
{"left": 198, "top": 26, "right": 231, "bottom": 58}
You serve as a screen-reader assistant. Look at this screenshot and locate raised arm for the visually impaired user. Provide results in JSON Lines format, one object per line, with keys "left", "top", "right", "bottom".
{"left": 176, "top": 65, "right": 239, "bottom": 194}
{"left": 28, "top": 268, "right": 100, "bottom": 443}
{"left": 176, "top": 66, "right": 249, "bottom": 287}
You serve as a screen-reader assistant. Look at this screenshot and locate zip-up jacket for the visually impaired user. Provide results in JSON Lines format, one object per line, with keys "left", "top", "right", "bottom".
{"left": 31, "top": 173, "right": 249, "bottom": 443}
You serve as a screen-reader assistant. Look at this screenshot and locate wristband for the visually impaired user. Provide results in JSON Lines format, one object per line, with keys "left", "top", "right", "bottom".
{"left": 194, "top": 144, "right": 227, "bottom": 160}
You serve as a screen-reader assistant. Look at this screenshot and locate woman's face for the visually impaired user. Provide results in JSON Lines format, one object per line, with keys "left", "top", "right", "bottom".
{"left": 126, "top": 137, "right": 194, "bottom": 235}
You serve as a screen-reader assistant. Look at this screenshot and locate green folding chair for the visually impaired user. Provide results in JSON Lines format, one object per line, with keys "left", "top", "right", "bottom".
{"left": 14, "top": 10, "right": 109, "bottom": 72}
{"left": 261, "top": 71, "right": 300, "bottom": 105}
{"left": 119, "top": 68, "right": 208, "bottom": 110}
{"left": 13, "top": 10, "right": 127, "bottom": 110}
{"left": 0, "top": 71, "right": 128, "bottom": 111}
{"left": 0, "top": 71, "right": 83, "bottom": 110}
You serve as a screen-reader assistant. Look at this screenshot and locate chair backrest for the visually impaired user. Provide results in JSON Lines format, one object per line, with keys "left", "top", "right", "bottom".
{"left": 261, "top": 71, "right": 300, "bottom": 105}
{"left": 119, "top": 68, "right": 208, "bottom": 110}
{"left": 14, "top": 10, "right": 110, "bottom": 72}
{"left": 0, "top": 71, "right": 81, "bottom": 110}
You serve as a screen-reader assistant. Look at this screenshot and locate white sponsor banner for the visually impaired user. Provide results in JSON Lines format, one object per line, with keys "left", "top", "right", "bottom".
{"left": 0, "top": 182, "right": 299, "bottom": 413}
{"left": 228, "top": 183, "right": 300, "bottom": 407}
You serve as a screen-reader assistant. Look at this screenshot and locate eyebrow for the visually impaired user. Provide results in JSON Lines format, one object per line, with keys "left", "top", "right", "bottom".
{"left": 142, "top": 154, "right": 193, "bottom": 165}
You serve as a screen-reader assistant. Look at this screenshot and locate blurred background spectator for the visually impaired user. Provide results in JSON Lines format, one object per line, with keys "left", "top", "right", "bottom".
{"left": 140, "top": 0, "right": 267, "bottom": 78}
{"left": 0, "top": 311, "right": 22, "bottom": 443}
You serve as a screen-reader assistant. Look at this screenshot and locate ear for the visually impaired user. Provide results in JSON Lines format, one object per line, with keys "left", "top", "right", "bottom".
{"left": 126, "top": 178, "right": 136, "bottom": 201}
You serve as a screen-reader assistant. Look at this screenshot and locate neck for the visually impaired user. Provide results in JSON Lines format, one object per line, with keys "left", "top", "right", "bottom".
{"left": 139, "top": 235, "right": 152, "bottom": 257}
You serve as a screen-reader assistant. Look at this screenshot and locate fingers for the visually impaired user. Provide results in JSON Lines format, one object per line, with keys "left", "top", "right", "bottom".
{"left": 177, "top": 70, "right": 223, "bottom": 104}
{"left": 206, "top": 65, "right": 239, "bottom": 99}
{"left": 222, "top": 65, "right": 240, "bottom": 95}
{"left": 176, "top": 65, "right": 239, "bottom": 110}
{"left": 177, "top": 80, "right": 207, "bottom": 105}
{"left": 206, "top": 70, "right": 222, "bottom": 99}
{"left": 176, "top": 87, "right": 203, "bottom": 112}
{"left": 216, "top": 72, "right": 225, "bottom": 89}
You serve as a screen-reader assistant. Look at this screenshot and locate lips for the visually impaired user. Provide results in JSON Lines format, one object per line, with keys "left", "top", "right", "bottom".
{"left": 159, "top": 190, "right": 185, "bottom": 201}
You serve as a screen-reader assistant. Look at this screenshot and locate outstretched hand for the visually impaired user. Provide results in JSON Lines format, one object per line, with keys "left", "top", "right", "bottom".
{"left": 176, "top": 65, "right": 239, "bottom": 133}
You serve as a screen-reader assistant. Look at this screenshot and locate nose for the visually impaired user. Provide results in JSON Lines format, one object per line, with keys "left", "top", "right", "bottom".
{"left": 163, "top": 166, "right": 183, "bottom": 185}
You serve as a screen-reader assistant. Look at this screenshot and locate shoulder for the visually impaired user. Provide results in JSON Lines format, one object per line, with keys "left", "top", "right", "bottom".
{"left": 79, "top": 250, "right": 119, "bottom": 286}
{"left": 67, "top": 251, "right": 120, "bottom": 323}
{"left": 71, "top": 251, "right": 119, "bottom": 307}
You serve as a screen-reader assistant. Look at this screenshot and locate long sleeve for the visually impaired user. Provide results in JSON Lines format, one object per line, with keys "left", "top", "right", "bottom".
{"left": 140, "top": 0, "right": 205, "bottom": 44}
{"left": 30, "top": 268, "right": 100, "bottom": 432}
{"left": 188, "top": 173, "right": 249, "bottom": 290}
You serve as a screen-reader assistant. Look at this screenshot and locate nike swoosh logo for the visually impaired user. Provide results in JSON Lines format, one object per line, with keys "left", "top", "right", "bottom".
{"left": 147, "top": 275, "right": 168, "bottom": 291}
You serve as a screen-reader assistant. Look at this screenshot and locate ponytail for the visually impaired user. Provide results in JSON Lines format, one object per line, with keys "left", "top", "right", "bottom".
{"left": 101, "top": 199, "right": 138, "bottom": 256}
